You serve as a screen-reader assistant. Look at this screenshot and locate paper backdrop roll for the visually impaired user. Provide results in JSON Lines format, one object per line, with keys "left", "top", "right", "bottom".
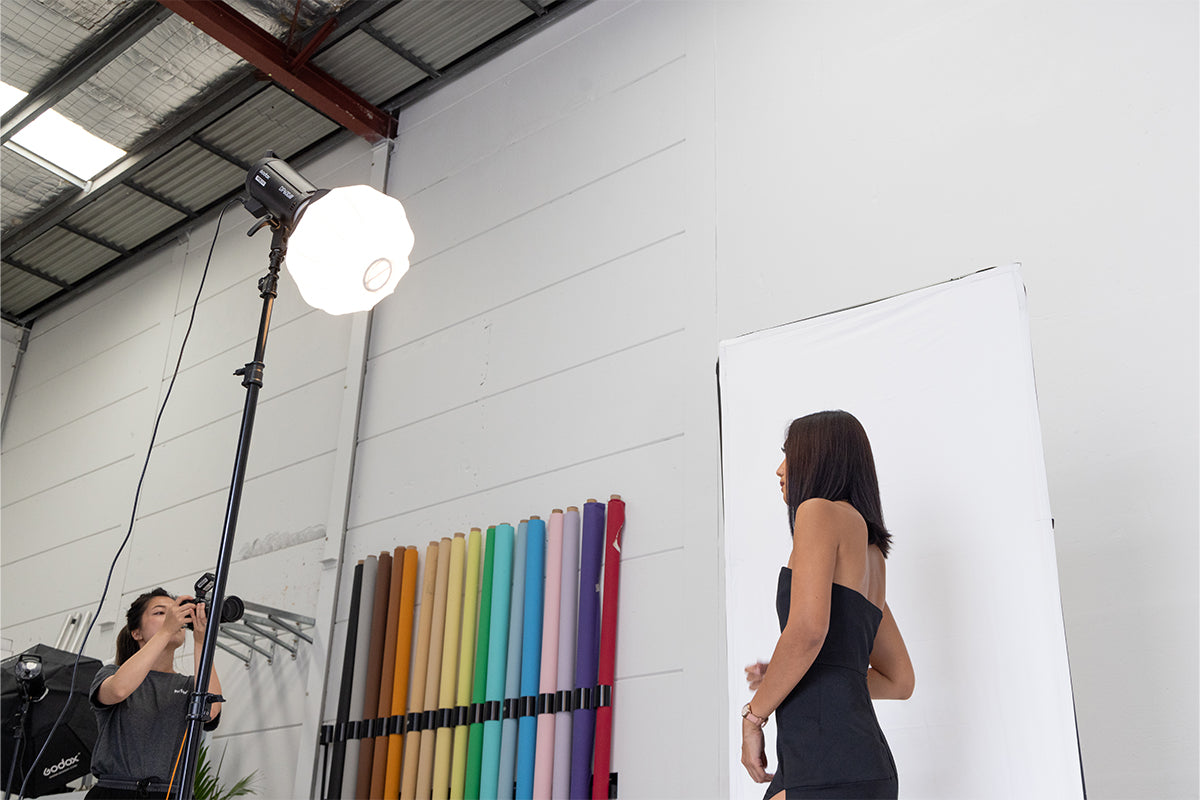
{"left": 384, "top": 547, "right": 419, "bottom": 798}
{"left": 591, "top": 496, "right": 625, "bottom": 800}
{"left": 327, "top": 561, "right": 363, "bottom": 799}
{"left": 481, "top": 524, "right": 515, "bottom": 799}
{"left": 401, "top": 542, "right": 439, "bottom": 800}
{"left": 533, "top": 511, "right": 564, "bottom": 799}
{"left": 515, "top": 516, "right": 547, "bottom": 798}
{"left": 343, "top": 555, "right": 377, "bottom": 799}
{"left": 371, "top": 548, "right": 406, "bottom": 798}
{"left": 452, "top": 529, "right": 483, "bottom": 797}
{"left": 570, "top": 501, "right": 606, "bottom": 799}
{"left": 358, "top": 552, "right": 393, "bottom": 799}
{"left": 498, "top": 522, "right": 529, "bottom": 800}
{"left": 467, "top": 526, "right": 498, "bottom": 799}
{"left": 417, "top": 538, "right": 453, "bottom": 798}
{"left": 553, "top": 508, "right": 581, "bottom": 800}
{"left": 433, "top": 533, "right": 466, "bottom": 798}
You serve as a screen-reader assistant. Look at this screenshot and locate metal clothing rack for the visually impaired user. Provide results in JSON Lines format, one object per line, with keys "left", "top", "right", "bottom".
{"left": 215, "top": 601, "right": 316, "bottom": 666}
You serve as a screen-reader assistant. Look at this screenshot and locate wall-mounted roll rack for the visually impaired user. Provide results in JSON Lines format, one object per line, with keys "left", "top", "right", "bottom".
{"left": 215, "top": 600, "right": 316, "bottom": 666}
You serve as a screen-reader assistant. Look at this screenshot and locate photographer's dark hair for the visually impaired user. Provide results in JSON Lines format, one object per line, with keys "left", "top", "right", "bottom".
{"left": 783, "top": 410, "right": 892, "bottom": 558}
{"left": 116, "top": 588, "right": 173, "bottom": 665}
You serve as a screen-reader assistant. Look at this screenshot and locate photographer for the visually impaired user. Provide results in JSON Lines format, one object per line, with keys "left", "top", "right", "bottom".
{"left": 87, "top": 589, "right": 223, "bottom": 799}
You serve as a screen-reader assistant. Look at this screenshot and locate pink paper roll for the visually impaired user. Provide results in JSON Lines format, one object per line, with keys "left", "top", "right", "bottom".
{"left": 533, "top": 510, "right": 564, "bottom": 799}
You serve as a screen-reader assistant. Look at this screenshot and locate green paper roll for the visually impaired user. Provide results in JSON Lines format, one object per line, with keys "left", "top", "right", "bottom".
{"left": 465, "top": 526, "right": 497, "bottom": 799}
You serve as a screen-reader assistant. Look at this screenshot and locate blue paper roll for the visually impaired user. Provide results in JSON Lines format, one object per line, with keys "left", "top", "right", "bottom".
{"left": 515, "top": 517, "right": 546, "bottom": 799}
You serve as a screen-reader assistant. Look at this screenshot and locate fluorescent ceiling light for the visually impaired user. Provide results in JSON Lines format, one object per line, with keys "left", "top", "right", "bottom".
{"left": 0, "top": 83, "right": 26, "bottom": 115}
{"left": 1, "top": 82, "right": 126, "bottom": 181}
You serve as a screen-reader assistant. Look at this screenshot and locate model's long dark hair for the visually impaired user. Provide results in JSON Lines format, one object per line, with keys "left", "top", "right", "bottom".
{"left": 783, "top": 410, "right": 892, "bottom": 558}
{"left": 116, "top": 588, "right": 173, "bottom": 665}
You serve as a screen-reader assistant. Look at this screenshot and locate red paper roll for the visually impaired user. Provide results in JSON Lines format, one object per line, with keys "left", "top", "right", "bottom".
{"left": 591, "top": 496, "right": 624, "bottom": 800}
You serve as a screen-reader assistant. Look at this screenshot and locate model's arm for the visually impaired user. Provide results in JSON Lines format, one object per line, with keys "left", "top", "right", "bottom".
{"left": 748, "top": 499, "right": 839, "bottom": 717}
{"left": 191, "top": 601, "right": 223, "bottom": 721}
{"left": 740, "top": 500, "right": 839, "bottom": 783}
{"left": 867, "top": 602, "right": 914, "bottom": 700}
{"left": 96, "top": 600, "right": 190, "bottom": 705}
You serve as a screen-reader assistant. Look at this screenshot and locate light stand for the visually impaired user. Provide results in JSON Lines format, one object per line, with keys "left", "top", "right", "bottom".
{"left": 173, "top": 219, "right": 289, "bottom": 800}
{"left": 171, "top": 153, "right": 413, "bottom": 799}
{"left": 4, "top": 655, "right": 45, "bottom": 800}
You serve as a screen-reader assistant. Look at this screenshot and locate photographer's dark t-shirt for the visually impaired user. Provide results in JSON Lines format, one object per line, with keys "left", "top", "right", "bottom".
{"left": 89, "top": 664, "right": 220, "bottom": 781}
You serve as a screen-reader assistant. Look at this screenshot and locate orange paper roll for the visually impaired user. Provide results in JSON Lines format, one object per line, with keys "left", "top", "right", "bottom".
{"left": 385, "top": 547, "right": 419, "bottom": 798}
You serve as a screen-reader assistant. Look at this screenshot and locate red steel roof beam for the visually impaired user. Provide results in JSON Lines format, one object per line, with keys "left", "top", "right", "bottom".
{"left": 157, "top": 0, "right": 395, "bottom": 142}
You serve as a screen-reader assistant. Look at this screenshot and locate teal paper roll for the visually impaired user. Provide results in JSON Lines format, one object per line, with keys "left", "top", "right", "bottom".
{"left": 498, "top": 521, "right": 529, "bottom": 800}
{"left": 515, "top": 517, "right": 546, "bottom": 799}
{"left": 480, "top": 523, "right": 514, "bottom": 800}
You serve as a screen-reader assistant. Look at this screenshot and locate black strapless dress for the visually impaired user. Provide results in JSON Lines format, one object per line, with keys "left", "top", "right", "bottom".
{"left": 764, "top": 567, "right": 898, "bottom": 799}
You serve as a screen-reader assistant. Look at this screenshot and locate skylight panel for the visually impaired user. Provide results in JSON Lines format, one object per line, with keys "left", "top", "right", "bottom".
{"left": 1, "top": 82, "right": 126, "bottom": 182}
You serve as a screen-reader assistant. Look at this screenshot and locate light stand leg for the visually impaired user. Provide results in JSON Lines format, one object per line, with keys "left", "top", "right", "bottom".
{"left": 175, "top": 224, "right": 289, "bottom": 800}
{"left": 3, "top": 697, "right": 30, "bottom": 800}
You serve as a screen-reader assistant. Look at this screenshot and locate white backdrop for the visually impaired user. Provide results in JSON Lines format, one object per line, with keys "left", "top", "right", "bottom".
{"left": 719, "top": 266, "right": 1083, "bottom": 799}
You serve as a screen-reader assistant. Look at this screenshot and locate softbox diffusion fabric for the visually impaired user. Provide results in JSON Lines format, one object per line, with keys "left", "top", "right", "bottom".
{"left": 718, "top": 266, "right": 1082, "bottom": 800}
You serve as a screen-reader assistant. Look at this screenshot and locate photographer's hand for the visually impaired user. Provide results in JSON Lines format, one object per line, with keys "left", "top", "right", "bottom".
{"left": 191, "top": 599, "right": 223, "bottom": 723}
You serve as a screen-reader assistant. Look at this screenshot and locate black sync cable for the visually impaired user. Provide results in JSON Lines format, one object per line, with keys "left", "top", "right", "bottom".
{"left": 18, "top": 198, "right": 241, "bottom": 799}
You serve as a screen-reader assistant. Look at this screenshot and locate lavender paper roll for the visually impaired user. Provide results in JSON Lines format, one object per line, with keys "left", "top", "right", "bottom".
{"left": 553, "top": 508, "right": 581, "bottom": 799}
{"left": 569, "top": 501, "right": 605, "bottom": 799}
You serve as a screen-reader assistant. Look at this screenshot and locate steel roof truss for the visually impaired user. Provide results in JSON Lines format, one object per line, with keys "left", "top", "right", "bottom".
{"left": 156, "top": 0, "right": 397, "bottom": 142}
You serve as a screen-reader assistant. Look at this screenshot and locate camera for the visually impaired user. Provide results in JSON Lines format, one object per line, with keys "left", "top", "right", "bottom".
{"left": 184, "top": 572, "right": 244, "bottom": 629}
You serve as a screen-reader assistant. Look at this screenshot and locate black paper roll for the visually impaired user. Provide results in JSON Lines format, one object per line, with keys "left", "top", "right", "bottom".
{"left": 325, "top": 561, "right": 363, "bottom": 799}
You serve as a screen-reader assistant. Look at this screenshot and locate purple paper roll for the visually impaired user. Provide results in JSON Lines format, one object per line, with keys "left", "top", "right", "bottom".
{"left": 569, "top": 500, "right": 605, "bottom": 799}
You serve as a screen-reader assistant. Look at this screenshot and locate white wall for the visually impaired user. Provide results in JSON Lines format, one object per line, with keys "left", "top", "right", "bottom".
{"left": 2, "top": 1, "right": 1195, "bottom": 798}
{"left": 1, "top": 320, "right": 23, "bottom": 425}
{"left": 353, "top": 1, "right": 1196, "bottom": 796}
{"left": 708, "top": 2, "right": 1197, "bottom": 797}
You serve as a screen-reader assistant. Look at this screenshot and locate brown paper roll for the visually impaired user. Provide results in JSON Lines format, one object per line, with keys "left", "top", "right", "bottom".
{"left": 369, "top": 547, "right": 406, "bottom": 798}
{"left": 355, "top": 551, "right": 392, "bottom": 799}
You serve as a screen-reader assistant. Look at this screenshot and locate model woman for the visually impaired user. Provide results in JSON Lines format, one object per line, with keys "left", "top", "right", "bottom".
{"left": 741, "top": 410, "right": 914, "bottom": 799}
{"left": 87, "top": 589, "right": 223, "bottom": 799}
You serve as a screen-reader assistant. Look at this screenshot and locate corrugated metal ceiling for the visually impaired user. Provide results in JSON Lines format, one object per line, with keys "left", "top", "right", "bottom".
{"left": 1, "top": 0, "right": 589, "bottom": 326}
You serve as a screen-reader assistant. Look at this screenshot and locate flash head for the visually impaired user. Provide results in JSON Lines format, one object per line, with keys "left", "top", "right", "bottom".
{"left": 242, "top": 152, "right": 328, "bottom": 229}
{"left": 14, "top": 652, "right": 48, "bottom": 702}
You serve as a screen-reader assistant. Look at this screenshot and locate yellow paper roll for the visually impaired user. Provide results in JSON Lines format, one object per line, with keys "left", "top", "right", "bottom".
{"left": 450, "top": 529, "right": 481, "bottom": 798}
{"left": 432, "top": 534, "right": 466, "bottom": 798}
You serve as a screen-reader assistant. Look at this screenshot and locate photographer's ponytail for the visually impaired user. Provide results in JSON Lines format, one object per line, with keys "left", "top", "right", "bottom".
{"left": 117, "top": 587, "right": 173, "bottom": 665}
{"left": 115, "top": 625, "right": 139, "bottom": 665}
